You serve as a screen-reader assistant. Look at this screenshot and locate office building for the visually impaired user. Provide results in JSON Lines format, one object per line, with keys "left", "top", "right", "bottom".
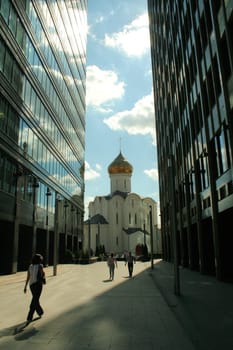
{"left": 0, "top": 0, "right": 87, "bottom": 273}
{"left": 148, "top": 0, "right": 233, "bottom": 281}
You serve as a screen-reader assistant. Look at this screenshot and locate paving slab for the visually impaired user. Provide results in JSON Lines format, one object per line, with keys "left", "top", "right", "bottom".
{"left": 0, "top": 261, "right": 195, "bottom": 350}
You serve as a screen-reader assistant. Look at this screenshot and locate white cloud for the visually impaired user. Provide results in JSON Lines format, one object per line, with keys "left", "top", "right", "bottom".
{"left": 104, "top": 13, "right": 150, "bottom": 57}
{"left": 103, "top": 91, "right": 156, "bottom": 141}
{"left": 144, "top": 168, "right": 158, "bottom": 181}
{"left": 86, "top": 65, "right": 125, "bottom": 109}
{"left": 84, "top": 161, "right": 101, "bottom": 181}
{"left": 95, "top": 164, "right": 102, "bottom": 171}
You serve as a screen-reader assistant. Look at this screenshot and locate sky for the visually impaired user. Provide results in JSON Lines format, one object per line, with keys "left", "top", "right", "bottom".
{"left": 84, "top": 0, "right": 159, "bottom": 218}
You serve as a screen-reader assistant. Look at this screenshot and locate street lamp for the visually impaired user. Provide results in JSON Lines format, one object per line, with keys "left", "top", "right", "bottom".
{"left": 53, "top": 193, "right": 60, "bottom": 276}
{"left": 45, "top": 187, "right": 52, "bottom": 265}
{"left": 64, "top": 200, "right": 69, "bottom": 249}
{"left": 143, "top": 220, "right": 146, "bottom": 246}
{"left": 71, "top": 205, "right": 75, "bottom": 250}
{"left": 168, "top": 155, "right": 180, "bottom": 296}
{"left": 32, "top": 177, "right": 39, "bottom": 254}
{"left": 149, "top": 205, "right": 154, "bottom": 269}
{"left": 88, "top": 214, "right": 91, "bottom": 262}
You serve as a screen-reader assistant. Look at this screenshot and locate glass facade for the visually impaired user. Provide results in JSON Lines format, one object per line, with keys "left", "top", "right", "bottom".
{"left": 0, "top": 0, "right": 87, "bottom": 273}
{"left": 148, "top": 0, "right": 233, "bottom": 281}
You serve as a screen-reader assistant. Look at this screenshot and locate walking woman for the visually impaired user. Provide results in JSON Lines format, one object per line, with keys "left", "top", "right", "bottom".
{"left": 107, "top": 253, "right": 117, "bottom": 280}
{"left": 24, "top": 254, "right": 46, "bottom": 323}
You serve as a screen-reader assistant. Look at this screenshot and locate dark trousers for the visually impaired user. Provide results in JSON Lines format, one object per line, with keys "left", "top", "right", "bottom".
{"left": 27, "top": 282, "right": 43, "bottom": 321}
{"left": 128, "top": 262, "right": 133, "bottom": 277}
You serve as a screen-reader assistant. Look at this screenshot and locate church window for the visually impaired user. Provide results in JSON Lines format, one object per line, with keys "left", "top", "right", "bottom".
{"left": 116, "top": 236, "right": 118, "bottom": 245}
{"left": 135, "top": 213, "right": 137, "bottom": 224}
{"left": 132, "top": 199, "right": 134, "bottom": 208}
{"left": 129, "top": 213, "right": 131, "bottom": 224}
{"left": 116, "top": 213, "right": 118, "bottom": 224}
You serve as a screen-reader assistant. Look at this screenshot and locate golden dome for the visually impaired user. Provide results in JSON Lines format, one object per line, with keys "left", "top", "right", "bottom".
{"left": 108, "top": 152, "right": 133, "bottom": 174}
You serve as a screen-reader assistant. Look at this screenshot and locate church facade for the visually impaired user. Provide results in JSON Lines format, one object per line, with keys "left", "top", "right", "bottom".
{"left": 84, "top": 152, "right": 161, "bottom": 257}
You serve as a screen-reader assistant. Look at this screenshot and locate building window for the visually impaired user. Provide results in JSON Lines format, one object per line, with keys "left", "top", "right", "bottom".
{"left": 129, "top": 213, "right": 131, "bottom": 224}
{"left": 116, "top": 213, "right": 118, "bottom": 224}
{"left": 215, "top": 126, "right": 231, "bottom": 177}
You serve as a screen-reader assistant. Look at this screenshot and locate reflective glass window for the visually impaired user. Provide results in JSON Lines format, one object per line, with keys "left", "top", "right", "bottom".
{"left": 3, "top": 50, "right": 13, "bottom": 81}
{"left": 16, "top": 19, "right": 24, "bottom": 48}
{"left": 12, "top": 62, "right": 22, "bottom": 95}
{"left": 32, "top": 134, "right": 39, "bottom": 161}
{"left": 24, "top": 79, "right": 31, "bottom": 107}
{"left": 9, "top": 5, "right": 17, "bottom": 36}
{"left": 0, "top": 94, "right": 8, "bottom": 132}
{"left": 27, "top": 127, "right": 34, "bottom": 157}
{"left": 1, "top": 0, "right": 10, "bottom": 22}
{"left": 0, "top": 151, "right": 4, "bottom": 189}
{"left": 37, "top": 139, "right": 42, "bottom": 166}
{"left": 0, "top": 38, "right": 5, "bottom": 72}
{"left": 7, "top": 106, "right": 20, "bottom": 143}
{"left": 21, "top": 120, "right": 29, "bottom": 148}
{"left": 30, "top": 89, "right": 36, "bottom": 115}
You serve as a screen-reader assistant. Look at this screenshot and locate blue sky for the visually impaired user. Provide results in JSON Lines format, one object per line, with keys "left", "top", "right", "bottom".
{"left": 84, "top": 0, "right": 159, "bottom": 217}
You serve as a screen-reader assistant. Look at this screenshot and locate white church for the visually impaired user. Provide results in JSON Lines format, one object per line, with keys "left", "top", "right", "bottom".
{"left": 83, "top": 152, "right": 161, "bottom": 257}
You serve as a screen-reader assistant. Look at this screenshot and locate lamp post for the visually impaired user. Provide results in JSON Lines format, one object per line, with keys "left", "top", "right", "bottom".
{"left": 12, "top": 165, "right": 24, "bottom": 273}
{"left": 143, "top": 221, "right": 146, "bottom": 246}
{"left": 149, "top": 205, "right": 154, "bottom": 269}
{"left": 97, "top": 222, "right": 100, "bottom": 249}
{"left": 88, "top": 215, "right": 91, "bottom": 262}
{"left": 76, "top": 209, "right": 79, "bottom": 254}
{"left": 32, "top": 177, "right": 39, "bottom": 254}
{"left": 168, "top": 155, "right": 180, "bottom": 296}
{"left": 71, "top": 205, "right": 75, "bottom": 251}
{"left": 64, "top": 200, "right": 69, "bottom": 250}
{"left": 45, "top": 187, "right": 52, "bottom": 266}
{"left": 53, "top": 193, "right": 60, "bottom": 276}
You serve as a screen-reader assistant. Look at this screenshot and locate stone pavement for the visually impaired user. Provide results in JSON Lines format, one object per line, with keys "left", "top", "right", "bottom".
{"left": 150, "top": 260, "right": 233, "bottom": 350}
{"left": 0, "top": 260, "right": 232, "bottom": 349}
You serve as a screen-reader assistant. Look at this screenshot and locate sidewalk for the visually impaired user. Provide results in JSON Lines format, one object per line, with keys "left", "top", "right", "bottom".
{"left": 0, "top": 261, "right": 232, "bottom": 349}
{"left": 0, "top": 261, "right": 195, "bottom": 350}
{"left": 150, "top": 260, "right": 233, "bottom": 350}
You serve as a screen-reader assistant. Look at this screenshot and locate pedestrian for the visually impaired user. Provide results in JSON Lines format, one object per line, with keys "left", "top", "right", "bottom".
{"left": 125, "top": 251, "right": 136, "bottom": 277}
{"left": 107, "top": 253, "right": 117, "bottom": 280}
{"left": 24, "top": 253, "right": 46, "bottom": 323}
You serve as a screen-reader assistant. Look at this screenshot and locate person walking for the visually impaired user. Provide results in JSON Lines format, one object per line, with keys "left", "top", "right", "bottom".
{"left": 125, "top": 251, "right": 136, "bottom": 277}
{"left": 24, "top": 253, "right": 46, "bottom": 323}
{"left": 107, "top": 253, "right": 117, "bottom": 280}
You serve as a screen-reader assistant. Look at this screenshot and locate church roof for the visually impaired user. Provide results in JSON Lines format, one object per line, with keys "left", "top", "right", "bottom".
{"left": 122, "top": 227, "right": 149, "bottom": 235}
{"left": 108, "top": 152, "right": 133, "bottom": 174}
{"left": 85, "top": 214, "right": 108, "bottom": 224}
{"left": 105, "top": 190, "right": 129, "bottom": 200}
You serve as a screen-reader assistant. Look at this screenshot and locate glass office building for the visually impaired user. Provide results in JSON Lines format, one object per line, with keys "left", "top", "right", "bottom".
{"left": 148, "top": 0, "right": 233, "bottom": 281}
{"left": 0, "top": 0, "right": 87, "bottom": 273}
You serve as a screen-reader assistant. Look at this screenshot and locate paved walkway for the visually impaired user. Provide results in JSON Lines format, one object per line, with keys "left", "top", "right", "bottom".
{"left": 150, "top": 260, "right": 233, "bottom": 350}
{"left": 0, "top": 260, "right": 232, "bottom": 349}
